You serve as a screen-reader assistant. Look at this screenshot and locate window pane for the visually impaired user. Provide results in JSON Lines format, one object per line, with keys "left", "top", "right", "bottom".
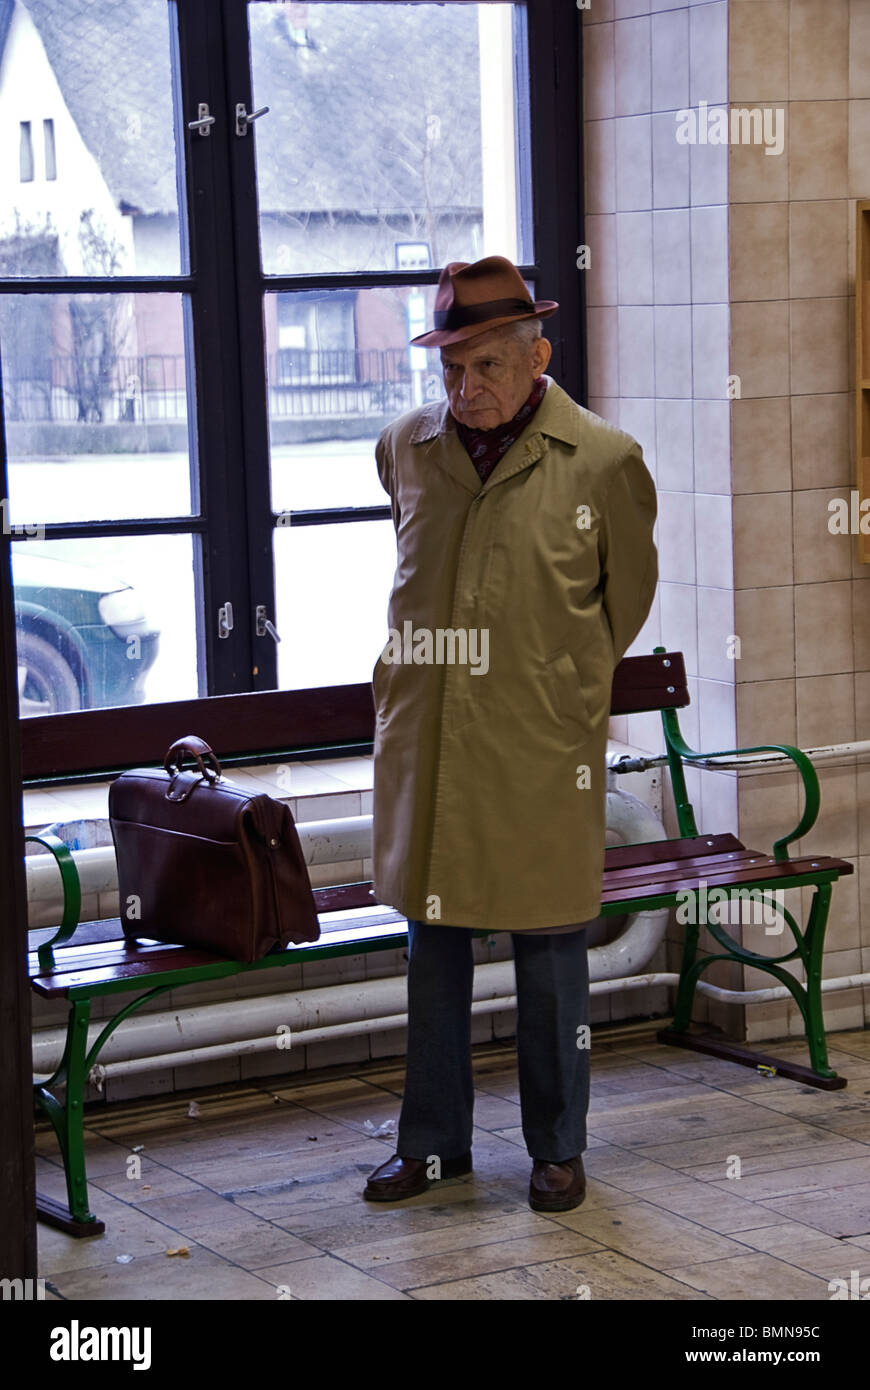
{"left": 43, "top": 120, "right": 57, "bottom": 182}
{"left": 249, "top": 2, "right": 532, "bottom": 274}
{"left": 19, "top": 122, "right": 34, "bottom": 183}
{"left": 266, "top": 285, "right": 444, "bottom": 513}
{"left": 0, "top": 0, "right": 185, "bottom": 276}
{"left": 273, "top": 520, "right": 396, "bottom": 689}
{"left": 12, "top": 534, "right": 200, "bottom": 716}
{"left": 1, "top": 293, "right": 196, "bottom": 524}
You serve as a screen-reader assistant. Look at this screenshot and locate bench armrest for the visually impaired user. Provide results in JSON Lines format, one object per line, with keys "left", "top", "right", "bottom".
{"left": 26, "top": 833, "right": 82, "bottom": 970}
{"left": 661, "top": 708, "right": 820, "bottom": 862}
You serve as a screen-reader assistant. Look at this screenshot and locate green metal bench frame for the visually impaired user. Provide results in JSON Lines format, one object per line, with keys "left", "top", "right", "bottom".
{"left": 27, "top": 647, "right": 854, "bottom": 1236}
{"left": 645, "top": 645, "right": 849, "bottom": 1084}
{"left": 29, "top": 876, "right": 425, "bottom": 1236}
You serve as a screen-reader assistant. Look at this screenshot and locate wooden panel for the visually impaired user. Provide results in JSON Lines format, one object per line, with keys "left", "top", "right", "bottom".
{"left": 30, "top": 907, "right": 408, "bottom": 997}
{"left": 21, "top": 684, "right": 377, "bottom": 781}
{"left": 610, "top": 650, "right": 689, "bottom": 715}
{"left": 22, "top": 653, "right": 690, "bottom": 781}
{"left": 27, "top": 882, "right": 379, "bottom": 954}
{"left": 604, "top": 832, "right": 743, "bottom": 868}
{"left": 601, "top": 852, "right": 854, "bottom": 905}
{"left": 602, "top": 847, "right": 767, "bottom": 891}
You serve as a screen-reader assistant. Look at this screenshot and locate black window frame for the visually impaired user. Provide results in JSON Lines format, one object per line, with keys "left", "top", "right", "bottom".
{"left": 2, "top": 0, "right": 584, "bottom": 783}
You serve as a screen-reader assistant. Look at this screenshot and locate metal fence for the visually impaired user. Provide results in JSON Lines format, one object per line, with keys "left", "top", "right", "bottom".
{"left": 2, "top": 348, "right": 434, "bottom": 423}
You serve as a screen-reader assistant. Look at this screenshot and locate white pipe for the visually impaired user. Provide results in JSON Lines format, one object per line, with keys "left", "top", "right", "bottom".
{"left": 595, "top": 787, "right": 669, "bottom": 977}
{"left": 33, "top": 967, "right": 870, "bottom": 1087}
{"left": 33, "top": 962, "right": 519, "bottom": 1075}
{"left": 24, "top": 815, "right": 374, "bottom": 929}
{"left": 26, "top": 815, "right": 371, "bottom": 895}
{"left": 85, "top": 995, "right": 522, "bottom": 1086}
{"left": 609, "top": 739, "right": 870, "bottom": 774}
{"left": 295, "top": 815, "right": 373, "bottom": 865}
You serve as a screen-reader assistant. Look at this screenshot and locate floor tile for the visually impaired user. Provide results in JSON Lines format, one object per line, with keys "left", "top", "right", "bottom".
{"left": 33, "top": 1033, "right": 870, "bottom": 1301}
{"left": 663, "top": 1252, "right": 835, "bottom": 1300}
{"left": 639, "top": 1179, "right": 793, "bottom": 1234}
{"left": 413, "top": 1250, "right": 711, "bottom": 1301}
{"left": 758, "top": 1182, "right": 870, "bottom": 1239}
{"left": 552, "top": 1200, "right": 750, "bottom": 1269}
{"left": 707, "top": 1155, "right": 870, "bottom": 1202}
{"left": 254, "top": 1254, "right": 409, "bottom": 1300}
{"left": 272, "top": 1188, "right": 528, "bottom": 1252}
{"left": 339, "top": 1225, "right": 604, "bottom": 1291}
{"left": 54, "top": 1246, "right": 279, "bottom": 1301}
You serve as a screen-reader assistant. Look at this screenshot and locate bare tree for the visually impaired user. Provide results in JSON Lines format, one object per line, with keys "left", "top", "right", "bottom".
{"left": 64, "top": 209, "right": 132, "bottom": 422}
{"left": 0, "top": 208, "right": 133, "bottom": 423}
{"left": 0, "top": 211, "right": 58, "bottom": 421}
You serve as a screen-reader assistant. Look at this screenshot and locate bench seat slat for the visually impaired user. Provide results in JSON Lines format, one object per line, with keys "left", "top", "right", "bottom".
{"left": 603, "top": 832, "right": 744, "bottom": 868}
{"left": 30, "top": 848, "right": 854, "bottom": 996}
{"left": 30, "top": 910, "right": 408, "bottom": 997}
{"left": 601, "top": 846, "right": 776, "bottom": 887}
{"left": 601, "top": 853, "right": 854, "bottom": 904}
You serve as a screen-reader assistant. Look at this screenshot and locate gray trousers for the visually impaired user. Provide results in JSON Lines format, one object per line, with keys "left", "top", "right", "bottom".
{"left": 396, "top": 918, "right": 591, "bottom": 1163}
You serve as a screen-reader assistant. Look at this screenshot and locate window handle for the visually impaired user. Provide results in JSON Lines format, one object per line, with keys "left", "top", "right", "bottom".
{"left": 256, "top": 605, "right": 281, "bottom": 643}
{"left": 218, "top": 602, "right": 233, "bottom": 639}
{"left": 235, "top": 103, "right": 270, "bottom": 137}
{"left": 188, "top": 102, "right": 216, "bottom": 136}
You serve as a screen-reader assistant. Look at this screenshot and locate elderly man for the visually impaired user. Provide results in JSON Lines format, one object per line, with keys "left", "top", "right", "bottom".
{"left": 365, "top": 256, "right": 658, "bottom": 1212}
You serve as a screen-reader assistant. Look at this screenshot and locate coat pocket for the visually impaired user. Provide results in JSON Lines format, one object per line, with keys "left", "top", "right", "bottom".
{"left": 544, "top": 649, "right": 592, "bottom": 735}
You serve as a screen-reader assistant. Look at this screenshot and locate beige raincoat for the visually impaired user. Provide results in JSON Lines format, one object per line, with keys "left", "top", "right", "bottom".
{"left": 371, "top": 376, "right": 658, "bottom": 932}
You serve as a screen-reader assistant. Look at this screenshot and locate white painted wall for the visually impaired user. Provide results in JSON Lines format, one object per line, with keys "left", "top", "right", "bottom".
{"left": 0, "top": 1, "right": 134, "bottom": 275}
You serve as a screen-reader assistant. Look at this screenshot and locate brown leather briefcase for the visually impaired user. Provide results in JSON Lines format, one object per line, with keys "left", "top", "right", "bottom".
{"left": 108, "top": 735, "right": 320, "bottom": 963}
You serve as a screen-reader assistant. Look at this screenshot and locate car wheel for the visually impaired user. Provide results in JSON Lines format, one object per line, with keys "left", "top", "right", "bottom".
{"left": 17, "top": 629, "right": 82, "bottom": 716}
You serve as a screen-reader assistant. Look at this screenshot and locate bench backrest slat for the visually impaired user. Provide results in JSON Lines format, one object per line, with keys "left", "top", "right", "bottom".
{"left": 610, "top": 650, "right": 689, "bottom": 716}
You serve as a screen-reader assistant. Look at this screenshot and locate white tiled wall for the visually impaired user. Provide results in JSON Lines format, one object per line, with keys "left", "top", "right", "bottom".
{"left": 584, "top": 0, "right": 870, "bottom": 1042}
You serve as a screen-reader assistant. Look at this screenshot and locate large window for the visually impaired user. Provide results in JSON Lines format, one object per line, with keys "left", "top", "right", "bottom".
{"left": 0, "top": 0, "right": 581, "bottom": 760}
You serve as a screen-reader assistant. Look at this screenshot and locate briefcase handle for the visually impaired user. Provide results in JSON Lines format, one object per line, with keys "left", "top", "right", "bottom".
{"left": 164, "top": 734, "right": 222, "bottom": 785}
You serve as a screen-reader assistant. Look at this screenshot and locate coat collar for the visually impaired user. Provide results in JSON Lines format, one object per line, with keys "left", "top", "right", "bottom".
{"left": 408, "top": 376, "right": 581, "bottom": 496}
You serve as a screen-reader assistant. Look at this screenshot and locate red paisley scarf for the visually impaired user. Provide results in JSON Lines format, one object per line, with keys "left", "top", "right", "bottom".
{"left": 454, "top": 376, "right": 548, "bottom": 483}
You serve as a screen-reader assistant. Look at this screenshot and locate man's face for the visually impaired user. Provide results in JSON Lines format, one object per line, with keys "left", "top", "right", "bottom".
{"left": 440, "top": 325, "right": 552, "bottom": 430}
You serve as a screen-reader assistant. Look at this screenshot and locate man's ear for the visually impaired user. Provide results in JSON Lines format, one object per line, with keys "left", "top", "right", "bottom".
{"left": 532, "top": 334, "right": 552, "bottom": 375}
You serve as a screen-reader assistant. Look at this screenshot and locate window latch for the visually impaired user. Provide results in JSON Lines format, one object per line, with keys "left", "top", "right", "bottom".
{"left": 256, "top": 606, "right": 281, "bottom": 643}
{"left": 188, "top": 103, "right": 216, "bottom": 137}
{"left": 218, "top": 602, "right": 234, "bottom": 639}
{"left": 235, "top": 103, "right": 270, "bottom": 137}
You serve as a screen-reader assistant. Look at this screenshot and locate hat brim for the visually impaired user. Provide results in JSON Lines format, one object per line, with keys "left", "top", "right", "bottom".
{"left": 409, "top": 301, "right": 559, "bottom": 348}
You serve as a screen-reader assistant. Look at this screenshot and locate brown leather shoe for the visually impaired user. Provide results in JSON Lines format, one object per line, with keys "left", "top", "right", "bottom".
{"left": 528, "top": 1155, "right": 586, "bottom": 1213}
{"left": 363, "top": 1151, "right": 472, "bottom": 1202}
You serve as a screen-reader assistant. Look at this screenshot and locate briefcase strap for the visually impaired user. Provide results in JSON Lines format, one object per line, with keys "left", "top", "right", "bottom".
{"left": 164, "top": 735, "right": 222, "bottom": 785}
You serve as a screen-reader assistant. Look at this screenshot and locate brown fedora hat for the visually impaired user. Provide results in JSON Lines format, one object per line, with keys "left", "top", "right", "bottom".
{"left": 410, "top": 255, "right": 558, "bottom": 347}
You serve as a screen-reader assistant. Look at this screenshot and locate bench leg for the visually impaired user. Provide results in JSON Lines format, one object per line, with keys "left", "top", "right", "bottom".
{"left": 662, "top": 879, "right": 844, "bottom": 1089}
{"left": 34, "top": 997, "right": 105, "bottom": 1236}
{"left": 671, "top": 916, "right": 700, "bottom": 1033}
{"left": 802, "top": 881, "right": 835, "bottom": 1079}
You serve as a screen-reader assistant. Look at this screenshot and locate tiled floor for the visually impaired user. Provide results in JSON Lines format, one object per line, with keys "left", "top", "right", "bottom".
{"left": 36, "top": 1030, "right": 870, "bottom": 1300}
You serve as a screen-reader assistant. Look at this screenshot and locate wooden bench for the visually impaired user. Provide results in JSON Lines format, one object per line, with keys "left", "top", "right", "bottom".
{"left": 25, "top": 649, "right": 854, "bottom": 1236}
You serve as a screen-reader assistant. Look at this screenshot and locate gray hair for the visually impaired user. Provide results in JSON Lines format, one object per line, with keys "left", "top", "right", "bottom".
{"left": 504, "top": 318, "right": 543, "bottom": 348}
{"left": 440, "top": 318, "right": 544, "bottom": 359}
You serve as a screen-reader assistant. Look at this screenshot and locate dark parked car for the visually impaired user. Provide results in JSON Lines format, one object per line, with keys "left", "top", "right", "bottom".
{"left": 13, "top": 550, "right": 160, "bottom": 716}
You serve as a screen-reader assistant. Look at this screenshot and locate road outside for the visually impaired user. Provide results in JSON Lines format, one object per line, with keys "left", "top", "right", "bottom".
{"left": 7, "top": 436, "right": 398, "bottom": 705}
